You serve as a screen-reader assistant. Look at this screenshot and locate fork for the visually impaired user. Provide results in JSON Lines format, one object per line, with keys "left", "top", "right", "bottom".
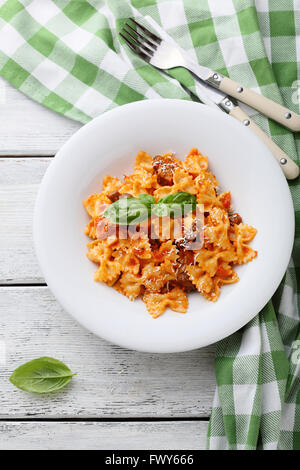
{"left": 120, "top": 19, "right": 299, "bottom": 180}
{"left": 120, "top": 18, "right": 300, "bottom": 133}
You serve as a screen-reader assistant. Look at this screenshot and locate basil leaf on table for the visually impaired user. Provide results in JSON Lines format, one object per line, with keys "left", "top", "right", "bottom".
{"left": 104, "top": 195, "right": 151, "bottom": 225}
{"left": 153, "top": 192, "right": 197, "bottom": 218}
{"left": 9, "top": 357, "right": 76, "bottom": 394}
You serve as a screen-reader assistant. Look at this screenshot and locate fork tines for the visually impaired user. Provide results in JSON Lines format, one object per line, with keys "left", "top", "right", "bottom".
{"left": 128, "top": 18, "right": 161, "bottom": 44}
{"left": 120, "top": 18, "right": 161, "bottom": 62}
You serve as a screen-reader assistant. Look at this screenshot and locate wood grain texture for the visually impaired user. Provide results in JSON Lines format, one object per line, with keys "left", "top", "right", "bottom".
{"left": 0, "top": 157, "right": 216, "bottom": 421}
{"left": 0, "top": 421, "right": 208, "bottom": 450}
{"left": 0, "top": 287, "right": 215, "bottom": 419}
{"left": 0, "top": 77, "right": 81, "bottom": 156}
{"left": 0, "top": 157, "right": 50, "bottom": 283}
{"left": 0, "top": 85, "right": 214, "bottom": 447}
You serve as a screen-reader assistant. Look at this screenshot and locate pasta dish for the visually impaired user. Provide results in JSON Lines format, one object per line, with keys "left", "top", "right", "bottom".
{"left": 83, "top": 148, "right": 257, "bottom": 318}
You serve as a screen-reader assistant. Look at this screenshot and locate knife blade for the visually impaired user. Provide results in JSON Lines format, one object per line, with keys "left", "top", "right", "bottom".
{"left": 144, "top": 16, "right": 300, "bottom": 133}
{"left": 144, "top": 16, "right": 224, "bottom": 109}
{"left": 134, "top": 17, "right": 299, "bottom": 179}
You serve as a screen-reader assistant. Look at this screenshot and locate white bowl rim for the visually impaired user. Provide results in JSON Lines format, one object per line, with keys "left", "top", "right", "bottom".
{"left": 33, "top": 99, "right": 295, "bottom": 353}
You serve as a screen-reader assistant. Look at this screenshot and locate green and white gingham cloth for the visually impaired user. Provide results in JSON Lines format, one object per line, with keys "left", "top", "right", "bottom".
{"left": 1, "top": 0, "right": 299, "bottom": 450}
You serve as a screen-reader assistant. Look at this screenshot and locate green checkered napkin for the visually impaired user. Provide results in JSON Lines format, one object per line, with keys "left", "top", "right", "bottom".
{"left": 0, "top": 0, "right": 299, "bottom": 450}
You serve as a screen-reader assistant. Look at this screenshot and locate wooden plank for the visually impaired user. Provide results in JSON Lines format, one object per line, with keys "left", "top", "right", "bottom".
{"left": 0, "top": 77, "right": 81, "bottom": 156}
{"left": 0, "top": 157, "right": 50, "bottom": 283}
{"left": 0, "top": 157, "right": 215, "bottom": 419}
{"left": 0, "top": 286, "right": 215, "bottom": 419}
{"left": 0, "top": 421, "right": 208, "bottom": 450}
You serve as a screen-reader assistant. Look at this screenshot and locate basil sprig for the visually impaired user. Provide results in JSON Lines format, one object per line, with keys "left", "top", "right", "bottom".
{"left": 9, "top": 357, "right": 76, "bottom": 394}
{"left": 152, "top": 192, "right": 196, "bottom": 218}
{"left": 137, "top": 193, "right": 156, "bottom": 208}
{"left": 104, "top": 192, "right": 197, "bottom": 225}
{"left": 104, "top": 195, "right": 151, "bottom": 225}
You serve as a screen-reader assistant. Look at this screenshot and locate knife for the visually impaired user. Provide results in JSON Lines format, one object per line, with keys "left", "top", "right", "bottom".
{"left": 147, "top": 16, "right": 300, "bottom": 133}
{"left": 140, "top": 16, "right": 299, "bottom": 180}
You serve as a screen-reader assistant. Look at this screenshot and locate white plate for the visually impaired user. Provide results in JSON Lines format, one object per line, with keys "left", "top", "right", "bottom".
{"left": 34, "top": 100, "right": 294, "bottom": 353}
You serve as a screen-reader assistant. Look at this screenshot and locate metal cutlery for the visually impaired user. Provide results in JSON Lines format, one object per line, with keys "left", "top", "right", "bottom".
{"left": 121, "top": 19, "right": 300, "bottom": 133}
{"left": 120, "top": 18, "right": 299, "bottom": 180}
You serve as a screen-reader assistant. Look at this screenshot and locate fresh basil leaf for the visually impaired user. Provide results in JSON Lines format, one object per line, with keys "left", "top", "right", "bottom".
{"left": 104, "top": 192, "right": 196, "bottom": 224}
{"left": 104, "top": 197, "right": 149, "bottom": 225}
{"left": 138, "top": 194, "right": 156, "bottom": 217}
{"left": 154, "top": 192, "right": 197, "bottom": 217}
{"left": 138, "top": 193, "right": 156, "bottom": 207}
{"left": 9, "top": 357, "right": 76, "bottom": 394}
{"left": 158, "top": 192, "right": 197, "bottom": 205}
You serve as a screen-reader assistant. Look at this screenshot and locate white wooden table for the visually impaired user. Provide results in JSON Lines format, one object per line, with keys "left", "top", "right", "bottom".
{"left": 0, "top": 77, "right": 215, "bottom": 450}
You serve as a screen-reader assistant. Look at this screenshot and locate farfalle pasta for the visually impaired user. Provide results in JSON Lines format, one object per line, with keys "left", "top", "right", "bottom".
{"left": 83, "top": 148, "right": 257, "bottom": 318}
